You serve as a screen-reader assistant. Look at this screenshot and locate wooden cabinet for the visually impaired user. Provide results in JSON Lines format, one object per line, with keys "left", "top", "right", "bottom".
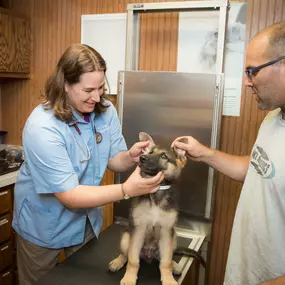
{"left": 0, "top": 270, "right": 13, "bottom": 285}
{"left": 0, "top": 7, "right": 31, "bottom": 78}
{"left": 0, "top": 186, "right": 16, "bottom": 285}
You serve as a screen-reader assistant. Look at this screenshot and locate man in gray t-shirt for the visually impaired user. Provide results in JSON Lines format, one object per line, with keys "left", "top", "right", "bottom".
{"left": 172, "top": 22, "right": 285, "bottom": 285}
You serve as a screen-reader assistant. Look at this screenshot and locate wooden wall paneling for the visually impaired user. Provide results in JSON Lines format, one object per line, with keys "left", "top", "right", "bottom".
{"left": 281, "top": 1, "right": 285, "bottom": 21}
{"left": 274, "top": 0, "right": 285, "bottom": 23}
{"left": 139, "top": 13, "right": 148, "bottom": 69}
{"left": 1, "top": 0, "right": 285, "bottom": 284}
{"left": 0, "top": 90, "right": 2, "bottom": 130}
{"left": 208, "top": 127, "right": 231, "bottom": 284}
{"left": 138, "top": 11, "right": 178, "bottom": 71}
{"left": 247, "top": 0, "right": 263, "bottom": 149}
{"left": 168, "top": 12, "right": 179, "bottom": 70}
{"left": 209, "top": 0, "right": 244, "bottom": 282}
{"left": 208, "top": 0, "right": 252, "bottom": 283}
{"left": 156, "top": 13, "right": 166, "bottom": 71}
{"left": 149, "top": 13, "right": 159, "bottom": 70}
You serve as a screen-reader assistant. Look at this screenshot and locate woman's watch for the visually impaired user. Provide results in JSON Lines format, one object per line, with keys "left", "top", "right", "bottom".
{"left": 121, "top": 184, "right": 130, "bottom": 200}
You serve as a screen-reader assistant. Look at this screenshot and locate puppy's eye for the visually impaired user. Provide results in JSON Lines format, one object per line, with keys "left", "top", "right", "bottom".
{"left": 161, "top": 153, "right": 168, "bottom": 160}
{"left": 149, "top": 150, "right": 153, "bottom": 154}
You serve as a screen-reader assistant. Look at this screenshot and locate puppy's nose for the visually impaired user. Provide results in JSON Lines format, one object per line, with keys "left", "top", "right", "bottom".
{"left": 140, "top": 155, "right": 148, "bottom": 163}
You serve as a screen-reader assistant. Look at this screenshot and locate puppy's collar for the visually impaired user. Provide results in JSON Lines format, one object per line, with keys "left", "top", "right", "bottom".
{"left": 159, "top": 180, "right": 172, "bottom": 191}
{"left": 159, "top": 185, "right": 171, "bottom": 191}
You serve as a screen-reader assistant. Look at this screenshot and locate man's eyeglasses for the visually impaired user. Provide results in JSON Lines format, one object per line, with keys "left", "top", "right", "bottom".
{"left": 245, "top": 56, "right": 285, "bottom": 79}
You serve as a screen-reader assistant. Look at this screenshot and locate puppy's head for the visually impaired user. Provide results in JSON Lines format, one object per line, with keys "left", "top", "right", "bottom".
{"left": 138, "top": 132, "right": 187, "bottom": 181}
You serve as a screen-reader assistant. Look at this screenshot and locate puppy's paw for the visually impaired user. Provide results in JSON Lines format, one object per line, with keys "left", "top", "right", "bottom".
{"left": 172, "top": 261, "right": 182, "bottom": 275}
{"left": 109, "top": 256, "right": 126, "bottom": 272}
{"left": 162, "top": 277, "right": 178, "bottom": 285}
{"left": 120, "top": 276, "right": 137, "bottom": 285}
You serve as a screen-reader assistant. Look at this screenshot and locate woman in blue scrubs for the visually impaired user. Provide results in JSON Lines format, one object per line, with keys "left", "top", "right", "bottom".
{"left": 12, "top": 44, "right": 164, "bottom": 285}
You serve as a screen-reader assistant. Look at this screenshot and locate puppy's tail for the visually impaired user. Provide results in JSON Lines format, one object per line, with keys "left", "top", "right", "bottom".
{"left": 174, "top": 247, "right": 206, "bottom": 268}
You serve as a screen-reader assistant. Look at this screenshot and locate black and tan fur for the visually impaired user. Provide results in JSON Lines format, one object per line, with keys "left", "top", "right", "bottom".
{"left": 109, "top": 132, "right": 205, "bottom": 285}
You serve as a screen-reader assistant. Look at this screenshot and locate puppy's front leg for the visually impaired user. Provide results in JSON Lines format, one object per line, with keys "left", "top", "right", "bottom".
{"left": 109, "top": 232, "right": 130, "bottom": 272}
{"left": 121, "top": 225, "right": 146, "bottom": 285}
{"left": 159, "top": 227, "right": 177, "bottom": 285}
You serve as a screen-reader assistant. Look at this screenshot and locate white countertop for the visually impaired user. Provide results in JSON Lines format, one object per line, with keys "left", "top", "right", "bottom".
{"left": 0, "top": 171, "right": 19, "bottom": 188}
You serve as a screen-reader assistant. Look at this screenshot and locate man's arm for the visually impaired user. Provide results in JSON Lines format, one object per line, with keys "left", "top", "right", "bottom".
{"left": 259, "top": 276, "right": 285, "bottom": 285}
{"left": 172, "top": 136, "right": 250, "bottom": 182}
{"left": 204, "top": 150, "right": 250, "bottom": 182}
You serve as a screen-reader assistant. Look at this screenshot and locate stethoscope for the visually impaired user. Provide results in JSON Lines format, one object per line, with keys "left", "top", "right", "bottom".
{"left": 72, "top": 124, "right": 102, "bottom": 163}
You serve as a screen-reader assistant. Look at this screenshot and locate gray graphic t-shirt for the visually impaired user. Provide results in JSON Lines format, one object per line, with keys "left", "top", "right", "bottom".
{"left": 224, "top": 109, "right": 285, "bottom": 285}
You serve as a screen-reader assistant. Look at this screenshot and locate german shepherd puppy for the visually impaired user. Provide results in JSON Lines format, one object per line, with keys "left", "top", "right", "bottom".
{"left": 109, "top": 132, "right": 205, "bottom": 285}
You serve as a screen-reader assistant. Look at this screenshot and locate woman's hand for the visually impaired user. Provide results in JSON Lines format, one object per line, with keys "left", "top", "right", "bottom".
{"left": 108, "top": 141, "right": 150, "bottom": 172}
{"left": 128, "top": 141, "right": 150, "bottom": 163}
{"left": 123, "top": 166, "right": 164, "bottom": 197}
{"left": 171, "top": 136, "right": 213, "bottom": 162}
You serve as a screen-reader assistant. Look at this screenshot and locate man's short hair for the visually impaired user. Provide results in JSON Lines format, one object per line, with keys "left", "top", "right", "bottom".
{"left": 265, "top": 22, "right": 285, "bottom": 59}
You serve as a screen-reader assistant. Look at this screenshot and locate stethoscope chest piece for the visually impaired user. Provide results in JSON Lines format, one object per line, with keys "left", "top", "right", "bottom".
{"left": 95, "top": 131, "right": 102, "bottom": 144}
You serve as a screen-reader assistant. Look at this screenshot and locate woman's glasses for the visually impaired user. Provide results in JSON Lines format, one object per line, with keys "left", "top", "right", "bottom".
{"left": 245, "top": 56, "right": 285, "bottom": 80}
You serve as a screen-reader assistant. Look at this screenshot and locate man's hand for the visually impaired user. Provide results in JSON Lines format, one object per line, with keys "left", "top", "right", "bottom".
{"left": 258, "top": 276, "right": 285, "bottom": 285}
{"left": 171, "top": 136, "right": 213, "bottom": 162}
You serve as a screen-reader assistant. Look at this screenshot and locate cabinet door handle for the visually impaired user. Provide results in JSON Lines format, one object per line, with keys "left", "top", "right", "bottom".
{"left": 2, "top": 271, "right": 11, "bottom": 277}
{"left": 0, "top": 218, "right": 8, "bottom": 226}
{"left": 0, "top": 191, "right": 8, "bottom": 196}
{"left": 1, "top": 245, "right": 9, "bottom": 251}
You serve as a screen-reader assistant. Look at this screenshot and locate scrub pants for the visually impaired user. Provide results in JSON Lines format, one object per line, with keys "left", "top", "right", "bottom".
{"left": 16, "top": 219, "right": 96, "bottom": 285}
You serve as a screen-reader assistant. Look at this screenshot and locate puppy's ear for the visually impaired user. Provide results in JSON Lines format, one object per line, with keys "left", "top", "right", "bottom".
{"left": 139, "top": 132, "right": 155, "bottom": 154}
{"left": 173, "top": 137, "right": 188, "bottom": 168}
